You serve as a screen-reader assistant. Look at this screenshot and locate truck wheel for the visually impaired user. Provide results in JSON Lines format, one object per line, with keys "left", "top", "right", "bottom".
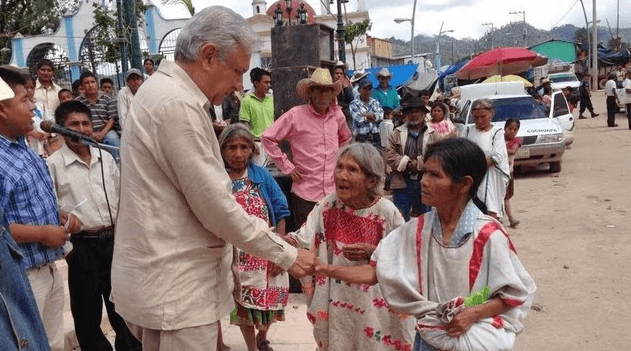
{"left": 549, "top": 161, "right": 562, "bottom": 173}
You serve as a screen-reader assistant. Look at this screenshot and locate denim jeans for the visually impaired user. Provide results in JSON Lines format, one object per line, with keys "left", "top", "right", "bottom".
{"left": 392, "top": 176, "right": 429, "bottom": 221}
{"left": 0, "top": 215, "right": 51, "bottom": 351}
{"left": 101, "top": 130, "right": 120, "bottom": 163}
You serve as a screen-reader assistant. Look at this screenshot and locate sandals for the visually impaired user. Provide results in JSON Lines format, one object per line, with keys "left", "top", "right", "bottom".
{"left": 257, "top": 340, "right": 274, "bottom": 351}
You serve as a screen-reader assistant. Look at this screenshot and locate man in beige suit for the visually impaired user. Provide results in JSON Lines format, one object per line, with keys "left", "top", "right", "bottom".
{"left": 111, "top": 6, "right": 317, "bottom": 351}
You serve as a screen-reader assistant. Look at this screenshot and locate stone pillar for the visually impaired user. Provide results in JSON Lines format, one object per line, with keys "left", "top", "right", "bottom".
{"left": 11, "top": 33, "right": 25, "bottom": 67}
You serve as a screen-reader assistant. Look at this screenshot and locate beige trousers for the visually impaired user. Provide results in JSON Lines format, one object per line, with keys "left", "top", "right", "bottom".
{"left": 126, "top": 320, "right": 219, "bottom": 351}
{"left": 27, "top": 262, "right": 65, "bottom": 351}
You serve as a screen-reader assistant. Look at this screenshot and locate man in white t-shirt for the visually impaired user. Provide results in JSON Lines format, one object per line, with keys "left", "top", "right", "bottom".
{"left": 622, "top": 71, "right": 631, "bottom": 129}
{"left": 604, "top": 73, "right": 620, "bottom": 127}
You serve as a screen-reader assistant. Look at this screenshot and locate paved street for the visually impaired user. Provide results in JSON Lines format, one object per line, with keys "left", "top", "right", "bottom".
{"left": 61, "top": 90, "right": 631, "bottom": 350}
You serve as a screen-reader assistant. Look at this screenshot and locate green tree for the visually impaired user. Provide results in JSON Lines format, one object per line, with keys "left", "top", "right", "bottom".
{"left": 162, "top": 0, "right": 195, "bottom": 16}
{"left": 344, "top": 20, "right": 371, "bottom": 70}
{"left": 574, "top": 28, "right": 588, "bottom": 45}
{"left": 0, "top": 0, "right": 64, "bottom": 64}
{"left": 86, "top": 0, "right": 146, "bottom": 67}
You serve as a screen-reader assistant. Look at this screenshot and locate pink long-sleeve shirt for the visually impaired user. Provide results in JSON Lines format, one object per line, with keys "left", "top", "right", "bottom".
{"left": 262, "top": 104, "right": 352, "bottom": 202}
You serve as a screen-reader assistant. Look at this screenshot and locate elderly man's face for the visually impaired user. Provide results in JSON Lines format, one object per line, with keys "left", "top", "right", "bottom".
{"left": 378, "top": 76, "right": 390, "bottom": 89}
{"left": 309, "top": 86, "right": 336, "bottom": 114}
{"left": 205, "top": 46, "right": 250, "bottom": 105}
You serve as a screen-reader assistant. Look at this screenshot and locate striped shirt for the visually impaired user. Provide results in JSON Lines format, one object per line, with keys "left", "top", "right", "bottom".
{"left": 0, "top": 135, "right": 63, "bottom": 269}
{"left": 75, "top": 94, "right": 119, "bottom": 132}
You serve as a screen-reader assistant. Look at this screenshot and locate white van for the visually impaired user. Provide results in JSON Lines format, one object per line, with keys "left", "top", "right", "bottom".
{"left": 456, "top": 82, "right": 574, "bottom": 173}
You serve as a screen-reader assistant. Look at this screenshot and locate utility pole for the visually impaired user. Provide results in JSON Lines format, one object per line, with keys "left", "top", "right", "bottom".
{"left": 116, "top": 0, "right": 129, "bottom": 73}
{"left": 336, "top": 0, "right": 346, "bottom": 63}
{"left": 123, "top": 0, "right": 142, "bottom": 70}
{"left": 591, "top": 0, "right": 598, "bottom": 91}
{"left": 482, "top": 22, "right": 494, "bottom": 49}
{"left": 509, "top": 10, "right": 526, "bottom": 46}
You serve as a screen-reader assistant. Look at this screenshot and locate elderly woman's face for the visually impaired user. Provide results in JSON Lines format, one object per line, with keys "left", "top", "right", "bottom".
{"left": 223, "top": 137, "right": 252, "bottom": 172}
{"left": 420, "top": 157, "right": 462, "bottom": 209}
{"left": 334, "top": 155, "right": 371, "bottom": 206}
{"left": 472, "top": 105, "right": 492, "bottom": 131}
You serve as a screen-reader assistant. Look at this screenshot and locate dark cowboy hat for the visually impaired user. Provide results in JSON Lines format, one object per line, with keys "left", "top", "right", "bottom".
{"left": 401, "top": 96, "right": 430, "bottom": 114}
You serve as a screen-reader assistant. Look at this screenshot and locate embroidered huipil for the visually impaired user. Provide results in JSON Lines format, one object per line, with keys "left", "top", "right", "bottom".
{"left": 288, "top": 194, "right": 414, "bottom": 351}
{"left": 261, "top": 104, "right": 352, "bottom": 202}
{"left": 231, "top": 168, "right": 289, "bottom": 311}
{"left": 372, "top": 202, "right": 536, "bottom": 351}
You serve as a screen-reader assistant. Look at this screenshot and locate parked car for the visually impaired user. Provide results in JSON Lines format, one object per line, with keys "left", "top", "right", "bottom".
{"left": 548, "top": 72, "right": 581, "bottom": 91}
{"left": 456, "top": 82, "right": 574, "bottom": 173}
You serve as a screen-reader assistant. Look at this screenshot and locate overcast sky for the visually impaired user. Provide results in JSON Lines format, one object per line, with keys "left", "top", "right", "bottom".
{"left": 158, "top": 0, "right": 631, "bottom": 42}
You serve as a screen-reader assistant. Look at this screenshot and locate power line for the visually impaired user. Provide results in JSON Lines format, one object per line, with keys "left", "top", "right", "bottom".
{"left": 550, "top": 0, "right": 580, "bottom": 30}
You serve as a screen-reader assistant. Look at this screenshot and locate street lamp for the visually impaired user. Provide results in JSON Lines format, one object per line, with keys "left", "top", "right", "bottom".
{"left": 285, "top": 0, "right": 293, "bottom": 25}
{"left": 274, "top": 4, "right": 283, "bottom": 27}
{"left": 436, "top": 22, "right": 453, "bottom": 71}
{"left": 297, "top": 3, "right": 307, "bottom": 25}
{"left": 394, "top": 0, "right": 417, "bottom": 61}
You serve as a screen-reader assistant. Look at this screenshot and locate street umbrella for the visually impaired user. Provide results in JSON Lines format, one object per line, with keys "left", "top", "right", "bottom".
{"left": 483, "top": 75, "right": 533, "bottom": 87}
{"left": 455, "top": 47, "right": 539, "bottom": 80}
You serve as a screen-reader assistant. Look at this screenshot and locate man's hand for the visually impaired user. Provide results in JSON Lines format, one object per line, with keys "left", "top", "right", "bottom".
{"left": 407, "top": 159, "right": 418, "bottom": 171}
{"left": 39, "top": 226, "right": 70, "bottom": 248}
{"left": 363, "top": 112, "right": 376, "bottom": 121}
{"left": 93, "top": 131, "right": 105, "bottom": 142}
{"left": 342, "top": 243, "right": 374, "bottom": 261}
{"left": 289, "top": 168, "right": 303, "bottom": 183}
{"left": 287, "top": 248, "right": 319, "bottom": 278}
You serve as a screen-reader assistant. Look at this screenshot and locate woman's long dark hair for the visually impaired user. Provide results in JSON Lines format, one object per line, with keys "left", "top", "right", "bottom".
{"left": 423, "top": 138, "right": 488, "bottom": 213}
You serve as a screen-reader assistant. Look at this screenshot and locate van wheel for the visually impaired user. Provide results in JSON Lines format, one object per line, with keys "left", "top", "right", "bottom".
{"left": 549, "top": 161, "right": 562, "bottom": 173}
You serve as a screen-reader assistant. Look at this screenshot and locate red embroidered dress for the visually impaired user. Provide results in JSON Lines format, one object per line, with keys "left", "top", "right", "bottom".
{"left": 289, "top": 194, "right": 414, "bottom": 351}
{"left": 230, "top": 175, "right": 289, "bottom": 327}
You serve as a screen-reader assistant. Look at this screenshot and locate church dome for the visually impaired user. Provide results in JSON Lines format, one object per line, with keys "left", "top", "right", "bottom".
{"left": 266, "top": 0, "right": 317, "bottom": 24}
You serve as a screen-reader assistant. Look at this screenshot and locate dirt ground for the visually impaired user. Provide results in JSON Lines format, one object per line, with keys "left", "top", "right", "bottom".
{"left": 512, "top": 90, "right": 631, "bottom": 350}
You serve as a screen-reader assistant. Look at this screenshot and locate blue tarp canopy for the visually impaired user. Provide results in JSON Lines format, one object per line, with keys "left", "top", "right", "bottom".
{"left": 349, "top": 64, "right": 419, "bottom": 88}
{"left": 598, "top": 45, "right": 631, "bottom": 66}
{"left": 438, "top": 60, "right": 468, "bottom": 80}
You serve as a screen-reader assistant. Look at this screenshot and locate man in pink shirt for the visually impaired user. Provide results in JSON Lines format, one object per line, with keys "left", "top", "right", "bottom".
{"left": 262, "top": 68, "right": 352, "bottom": 227}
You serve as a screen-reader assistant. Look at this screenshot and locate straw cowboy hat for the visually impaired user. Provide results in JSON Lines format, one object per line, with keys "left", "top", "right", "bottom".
{"left": 450, "top": 86, "right": 461, "bottom": 100}
{"left": 350, "top": 69, "right": 370, "bottom": 84}
{"left": 296, "top": 67, "right": 342, "bottom": 99}
{"left": 376, "top": 68, "right": 394, "bottom": 78}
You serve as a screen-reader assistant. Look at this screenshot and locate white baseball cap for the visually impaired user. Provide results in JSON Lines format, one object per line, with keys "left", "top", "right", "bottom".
{"left": 0, "top": 77, "right": 15, "bottom": 102}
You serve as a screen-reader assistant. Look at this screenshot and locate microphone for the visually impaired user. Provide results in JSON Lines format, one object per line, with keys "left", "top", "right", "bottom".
{"left": 40, "top": 121, "right": 97, "bottom": 144}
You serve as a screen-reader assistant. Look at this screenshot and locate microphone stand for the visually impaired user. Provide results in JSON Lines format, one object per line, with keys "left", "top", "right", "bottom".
{"left": 72, "top": 138, "right": 120, "bottom": 152}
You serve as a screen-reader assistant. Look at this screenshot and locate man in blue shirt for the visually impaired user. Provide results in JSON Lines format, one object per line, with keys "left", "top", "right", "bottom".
{"left": 0, "top": 68, "right": 79, "bottom": 351}
{"left": 373, "top": 68, "right": 401, "bottom": 111}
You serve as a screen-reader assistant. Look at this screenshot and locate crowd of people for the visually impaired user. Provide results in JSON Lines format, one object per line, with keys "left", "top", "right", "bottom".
{"left": 0, "top": 5, "right": 540, "bottom": 351}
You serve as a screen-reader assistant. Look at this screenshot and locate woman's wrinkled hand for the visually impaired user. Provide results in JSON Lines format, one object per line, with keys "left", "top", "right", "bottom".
{"left": 342, "top": 243, "right": 374, "bottom": 261}
{"left": 444, "top": 307, "right": 478, "bottom": 337}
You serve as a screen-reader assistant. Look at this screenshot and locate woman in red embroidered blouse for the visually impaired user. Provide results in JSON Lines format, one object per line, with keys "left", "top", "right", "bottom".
{"left": 220, "top": 125, "right": 290, "bottom": 351}
{"left": 287, "top": 143, "right": 414, "bottom": 351}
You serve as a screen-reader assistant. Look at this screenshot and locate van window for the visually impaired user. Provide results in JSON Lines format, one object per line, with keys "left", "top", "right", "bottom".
{"left": 552, "top": 93, "right": 570, "bottom": 117}
{"left": 485, "top": 97, "right": 547, "bottom": 122}
{"left": 456, "top": 100, "right": 470, "bottom": 124}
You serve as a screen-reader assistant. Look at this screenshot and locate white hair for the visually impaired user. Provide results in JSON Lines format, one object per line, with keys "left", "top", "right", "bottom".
{"left": 337, "top": 143, "right": 385, "bottom": 197}
{"left": 174, "top": 6, "right": 258, "bottom": 62}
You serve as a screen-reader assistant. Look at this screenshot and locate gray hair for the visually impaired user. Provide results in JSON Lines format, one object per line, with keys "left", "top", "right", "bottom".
{"left": 218, "top": 123, "right": 257, "bottom": 165}
{"left": 174, "top": 6, "right": 258, "bottom": 62}
{"left": 471, "top": 98, "right": 494, "bottom": 114}
{"left": 337, "top": 143, "right": 385, "bottom": 197}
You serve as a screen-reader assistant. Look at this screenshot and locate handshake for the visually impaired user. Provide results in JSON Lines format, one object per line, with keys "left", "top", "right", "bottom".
{"left": 287, "top": 248, "right": 322, "bottom": 278}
